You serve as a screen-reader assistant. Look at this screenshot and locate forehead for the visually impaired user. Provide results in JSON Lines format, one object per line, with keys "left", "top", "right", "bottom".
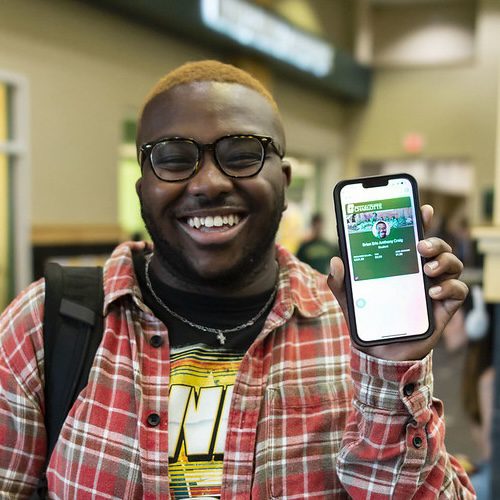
{"left": 139, "top": 82, "right": 282, "bottom": 144}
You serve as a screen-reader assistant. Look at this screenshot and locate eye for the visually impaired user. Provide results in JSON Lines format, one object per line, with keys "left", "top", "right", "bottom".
{"left": 224, "top": 151, "right": 262, "bottom": 168}
{"left": 152, "top": 142, "right": 197, "bottom": 171}
{"left": 153, "top": 155, "right": 193, "bottom": 173}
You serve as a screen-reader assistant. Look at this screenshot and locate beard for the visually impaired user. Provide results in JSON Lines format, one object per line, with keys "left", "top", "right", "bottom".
{"left": 138, "top": 191, "right": 285, "bottom": 289}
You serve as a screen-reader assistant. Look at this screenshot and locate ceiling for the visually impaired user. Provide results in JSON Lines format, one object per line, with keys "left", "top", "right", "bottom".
{"left": 80, "top": 0, "right": 372, "bottom": 101}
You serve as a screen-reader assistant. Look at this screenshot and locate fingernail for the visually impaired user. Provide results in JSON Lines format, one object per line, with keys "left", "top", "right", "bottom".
{"left": 422, "top": 239, "right": 433, "bottom": 249}
{"left": 429, "top": 286, "right": 442, "bottom": 296}
{"left": 426, "top": 260, "right": 438, "bottom": 271}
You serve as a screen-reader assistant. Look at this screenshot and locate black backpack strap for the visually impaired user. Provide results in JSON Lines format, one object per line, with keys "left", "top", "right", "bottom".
{"left": 32, "top": 263, "right": 104, "bottom": 499}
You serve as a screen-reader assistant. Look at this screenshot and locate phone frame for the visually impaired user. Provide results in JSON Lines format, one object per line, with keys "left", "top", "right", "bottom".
{"left": 333, "top": 173, "right": 434, "bottom": 346}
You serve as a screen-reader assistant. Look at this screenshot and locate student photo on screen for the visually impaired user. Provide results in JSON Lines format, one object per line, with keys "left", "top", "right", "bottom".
{"left": 373, "top": 220, "right": 389, "bottom": 239}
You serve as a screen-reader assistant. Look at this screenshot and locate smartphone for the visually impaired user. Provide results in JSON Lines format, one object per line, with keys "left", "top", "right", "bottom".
{"left": 333, "top": 173, "right": 434, "bottom": 346}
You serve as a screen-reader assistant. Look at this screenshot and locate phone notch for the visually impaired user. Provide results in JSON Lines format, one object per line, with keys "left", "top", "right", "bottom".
{"left": 361, "top": 177, "right": 389, "bottom": 189}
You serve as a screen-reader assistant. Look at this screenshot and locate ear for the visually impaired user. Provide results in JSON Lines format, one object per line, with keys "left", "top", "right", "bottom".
{"left": 281, "top": 160, "right": 292, "bottom": 211}
{"left": 135, "top": 177, "right": 142, "bottom": 198}
{"left": 281, "top": 159, "right": 292, "bottom": 186}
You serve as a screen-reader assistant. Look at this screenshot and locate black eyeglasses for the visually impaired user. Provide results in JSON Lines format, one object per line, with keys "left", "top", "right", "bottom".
{"left": 139, "top": 134, "right": 284, "bottom": 182}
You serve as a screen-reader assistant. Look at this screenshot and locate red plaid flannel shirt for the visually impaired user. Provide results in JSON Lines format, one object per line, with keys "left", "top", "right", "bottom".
{"left": 0, "top": 242, "right": 474, "bottom": 499}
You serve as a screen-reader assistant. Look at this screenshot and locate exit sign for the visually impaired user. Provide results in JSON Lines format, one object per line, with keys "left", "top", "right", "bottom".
{"left": 403, "top": 133, "right": 425, "bottom": 154}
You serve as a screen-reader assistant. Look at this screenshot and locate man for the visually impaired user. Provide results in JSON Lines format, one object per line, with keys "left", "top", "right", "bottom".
{"left": 296, "top": 212, "right": 338, "bottom": 273}
{"left": 0, "top": 60, "right": 473, "bottom": 498}
{"left": 375, "top": 220, "right": 389, "bottom": 239}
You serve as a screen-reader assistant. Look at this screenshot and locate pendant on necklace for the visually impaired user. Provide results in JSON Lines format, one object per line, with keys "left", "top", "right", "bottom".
{"left": 217, "top": 331, "right": 226, "bottom": 345}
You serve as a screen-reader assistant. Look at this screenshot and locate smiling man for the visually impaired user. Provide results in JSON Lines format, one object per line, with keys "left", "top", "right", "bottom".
{"left": 136, "top": 69, "right": 289, "bottom": 293}
{"left": 0, "top": 61, "right": 474, "bottom": 498}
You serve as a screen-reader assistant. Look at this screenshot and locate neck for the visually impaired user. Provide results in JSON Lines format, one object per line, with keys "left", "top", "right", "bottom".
{"left": 149, "top": 250, "right": 279, "bottom": 298}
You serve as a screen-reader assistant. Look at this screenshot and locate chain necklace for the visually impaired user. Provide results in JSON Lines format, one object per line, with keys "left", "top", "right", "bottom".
{"left": 144, "top": 253, "right": 278, "bottom": 345}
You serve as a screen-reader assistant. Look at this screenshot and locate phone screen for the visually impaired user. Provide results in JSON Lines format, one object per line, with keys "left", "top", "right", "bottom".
{"left": 337, "top": 176, "right": 431, "bottom": 343}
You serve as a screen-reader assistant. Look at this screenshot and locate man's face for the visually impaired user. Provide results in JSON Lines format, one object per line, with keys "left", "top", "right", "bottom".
{"left": 136, "top": 82, "right": 290, "bottom": 288}
{"left": 376, "top": 222, "right": 387, "bottom": 238}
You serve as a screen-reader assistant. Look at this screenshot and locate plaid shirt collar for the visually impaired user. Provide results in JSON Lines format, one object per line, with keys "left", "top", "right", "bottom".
{"left": 102, "top": 241, "right": 327, "bottom": 320}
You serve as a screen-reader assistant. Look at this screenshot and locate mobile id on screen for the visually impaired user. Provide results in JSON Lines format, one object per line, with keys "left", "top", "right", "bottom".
{"left": 334, "top": 174, "right": 433, "bottom": 345}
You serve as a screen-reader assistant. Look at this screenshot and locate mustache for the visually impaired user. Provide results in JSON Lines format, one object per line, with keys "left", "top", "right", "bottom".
{"left": 175, "top": 194, "right": 246, "bottom": 211}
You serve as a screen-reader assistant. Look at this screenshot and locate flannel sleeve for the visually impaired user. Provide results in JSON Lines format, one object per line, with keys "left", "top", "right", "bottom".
{"left": 336, "top": 348, "right": 476, "bottom": 499}
{"left": 0, "top": 280, "right": 47, "bottom": 498}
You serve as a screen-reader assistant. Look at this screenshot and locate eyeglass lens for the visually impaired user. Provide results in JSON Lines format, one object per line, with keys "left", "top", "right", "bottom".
{"left": 150, "top": 136, "right": 265, "bottom": 181}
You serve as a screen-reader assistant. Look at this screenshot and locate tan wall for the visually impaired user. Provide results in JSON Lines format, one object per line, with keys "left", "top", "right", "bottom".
{"left": 0, "top": 0, "right": 214, "bottom": 226}
{"left": 346, "top": 0, "right": 500, "bottom": 224}
{"left": 273, "top": 0, "right": 355, "bottom": 54}
{"left": 2, "top": 0, "right": 498, "bottom": 244}
{"left": 0, "top": 0, "right": 346, "bottom": 231}
{"left": 372, "top": 1, "right": 476, "bottom": 66}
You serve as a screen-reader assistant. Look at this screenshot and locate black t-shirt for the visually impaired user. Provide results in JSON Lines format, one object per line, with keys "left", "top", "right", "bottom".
{"left": 133, "top": 250, "right": 277, "bottom": 498}
{"left": 133, "top": 250, "right": 275, "bottom": 351}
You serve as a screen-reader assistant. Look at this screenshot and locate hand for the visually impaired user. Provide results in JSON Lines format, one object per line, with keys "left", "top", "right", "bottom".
{"left": 327, "top": 205, "right": 469, "bottom": 361}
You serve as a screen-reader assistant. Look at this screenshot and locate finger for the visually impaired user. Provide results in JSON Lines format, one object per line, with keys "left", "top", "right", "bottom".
{"left": 429, "top": 278, "right": 469, "bottom": 305}
{"left": 420, "top": 204, "right": 434, "bottom": 233}
{"left": 417, "top": 237, "right": 453, "bottom": 258}
{"left": 423, "top": 252, "right": 464, "bottom": 279}
{"left": 433, "top": 291, "right": 469, "bottom": 331}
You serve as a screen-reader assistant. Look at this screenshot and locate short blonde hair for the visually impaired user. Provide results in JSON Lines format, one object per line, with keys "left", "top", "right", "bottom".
{"left": 141, "top": 59, "right": 278, "bottom": 114}
{"left": 136, "top": 60, "right": 285, "bottom": 147}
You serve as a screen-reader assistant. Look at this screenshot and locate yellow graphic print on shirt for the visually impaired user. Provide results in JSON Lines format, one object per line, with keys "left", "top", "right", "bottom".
{"left": 168, "top": 344, "right": 242, "bottom": 499}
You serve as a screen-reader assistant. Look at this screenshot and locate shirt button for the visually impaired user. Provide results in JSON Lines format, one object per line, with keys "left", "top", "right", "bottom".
{"left": 147, "top": 413, "right": 161, "bottom": 427}
{"left": 413, "top": 436, "right": 423, "bottom": 448}
{"left": 150, "top": 335, "right": 164, "bottom": 348}
{"left": 403, "top": 383, "right": 415, "bottom": 397}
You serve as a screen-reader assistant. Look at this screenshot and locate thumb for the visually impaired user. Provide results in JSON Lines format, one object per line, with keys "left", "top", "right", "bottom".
{"left": 420, "top": 204, "right": 434, "bottom": 233}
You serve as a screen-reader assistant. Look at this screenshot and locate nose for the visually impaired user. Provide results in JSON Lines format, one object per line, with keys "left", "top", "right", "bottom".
{"left": 185, "top": 150, "right": 234, "bottom": 198}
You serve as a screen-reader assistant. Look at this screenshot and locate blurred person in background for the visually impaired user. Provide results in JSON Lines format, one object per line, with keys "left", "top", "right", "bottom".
{"left": 296, "top": 212, "right": 338, "bottom": 273}
{"left": 0, "top": 60, "right": 474, "bottom": 498}
{"left": 462, "top": 287, "right": 494, "bottom": 500}
{"left": 440, "top": 277, "right": 493, "bottom": 500}
{"left": 444, "top": 216, "right": 478, "bottom": 272}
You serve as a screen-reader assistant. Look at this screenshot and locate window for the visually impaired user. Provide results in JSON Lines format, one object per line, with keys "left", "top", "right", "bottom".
{"left": 0, "top": 82, "right": 9, "bottom": 309}
{"left": 0, "top": 71, "right": 30, "bottom": 309}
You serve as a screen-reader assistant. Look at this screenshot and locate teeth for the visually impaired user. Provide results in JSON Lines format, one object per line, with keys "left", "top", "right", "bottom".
{"left": 186, "top": 214, "right": 241, "bottom": 229}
